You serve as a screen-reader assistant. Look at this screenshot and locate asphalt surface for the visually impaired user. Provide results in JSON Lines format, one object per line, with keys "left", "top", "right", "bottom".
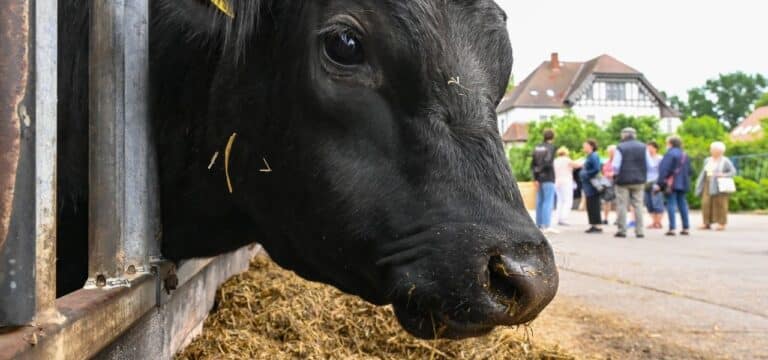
{"left": 542, "top": 211, "right": 768, "bottom": 359}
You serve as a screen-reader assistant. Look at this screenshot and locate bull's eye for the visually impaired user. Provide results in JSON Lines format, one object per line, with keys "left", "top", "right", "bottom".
{"left": 324, "top": 31, "right": 364, "bottom": 66}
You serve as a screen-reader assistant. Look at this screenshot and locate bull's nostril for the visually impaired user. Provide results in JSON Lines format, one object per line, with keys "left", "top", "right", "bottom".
{"left": 487, "top": 255, "right": 536, "bottom": 315}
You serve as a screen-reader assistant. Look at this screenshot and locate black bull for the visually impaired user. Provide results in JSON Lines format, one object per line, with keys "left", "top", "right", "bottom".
{"left": 57, "top": 0, "right": 557, "bottom": 339}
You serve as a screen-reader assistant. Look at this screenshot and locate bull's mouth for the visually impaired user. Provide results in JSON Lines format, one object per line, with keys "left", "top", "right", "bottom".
{"left": 385, "top": 248, "right": 558, "bottom": 339}
{"left": 391, "top": 296, "right": 541, "bottom": 339}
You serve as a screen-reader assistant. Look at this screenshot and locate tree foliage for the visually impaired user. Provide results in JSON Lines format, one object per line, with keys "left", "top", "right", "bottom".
{"left": 676, "top": 116, "right": 727, "bottom": 159}
{"left": 526, "top": 111, "right": 609, "bottom": 158}
{"left": 671, "top": 72, "right": 767, "bottom": 130}
{"left": 755, "top": 92, "right": 768, "bottom": 109}
{"left": 604, "top": 114, "right": 661, "bottom": 144}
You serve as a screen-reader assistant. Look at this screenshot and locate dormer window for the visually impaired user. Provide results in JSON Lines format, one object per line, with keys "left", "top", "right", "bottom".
{"left": 606, "top": 82, "right": 626, "bottom": 101}
{"left": 529, "top": 90, "right": 539, "bottom": 97}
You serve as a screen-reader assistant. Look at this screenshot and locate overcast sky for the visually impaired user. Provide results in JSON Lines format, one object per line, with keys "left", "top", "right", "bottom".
{"left": 495, "top": 0, "right": 767, "bottom": 99}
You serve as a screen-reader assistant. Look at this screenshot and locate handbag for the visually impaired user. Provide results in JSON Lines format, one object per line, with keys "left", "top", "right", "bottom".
{"left": 716, "top": 177, "right": 736, "bottom": 193}
{"left": 590, "top": 176, "right": 605, "bottom": 193}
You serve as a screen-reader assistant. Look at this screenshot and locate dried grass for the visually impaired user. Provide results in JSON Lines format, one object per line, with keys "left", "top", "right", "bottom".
{"left": 176, "top": 256, "right": 574, "bottom": 360}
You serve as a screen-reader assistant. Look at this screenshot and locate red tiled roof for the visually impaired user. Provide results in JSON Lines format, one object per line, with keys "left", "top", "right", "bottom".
{"left": 501, "top": 123, "right": 528, "bottom": 143}
{"left": 731, "top": 106, "right": 768, "bottom": 142}
{"left": 497, "top": 53, "right": 679, "bottom": 117}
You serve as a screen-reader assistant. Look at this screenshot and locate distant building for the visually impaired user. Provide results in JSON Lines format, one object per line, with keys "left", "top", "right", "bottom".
{"left": 731, "top": 106, "right": 767, "bottom": 142}
{"left": 501, "top": 123, "right": 528, "bottom": 150}
{"left": 497, "top": 53, "right": 681, "bottom": 141}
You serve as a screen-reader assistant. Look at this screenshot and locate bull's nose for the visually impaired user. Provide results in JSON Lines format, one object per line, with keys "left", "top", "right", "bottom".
{"left": 486, "top": 254, "right": 557, "bottom": 323}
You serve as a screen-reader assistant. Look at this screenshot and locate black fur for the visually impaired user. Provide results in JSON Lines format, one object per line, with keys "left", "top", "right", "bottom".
{"left": 57, "top": 0, "right": 557, "bottom": 339}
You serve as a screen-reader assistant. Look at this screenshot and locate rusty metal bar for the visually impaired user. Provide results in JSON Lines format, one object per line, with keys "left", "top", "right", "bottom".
{"left": 87, "top": 0, "right": 155, "bottom": 288}
{"left": 0, "top": 0, "right": 58, "bottom": 326}
{"left": 0, "top": 0, "right": 34, "bottom": 326}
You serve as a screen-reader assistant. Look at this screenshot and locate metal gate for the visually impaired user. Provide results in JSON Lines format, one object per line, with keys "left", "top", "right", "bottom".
{"left": 0, "top": 2, "right": 259, "bottom": 358}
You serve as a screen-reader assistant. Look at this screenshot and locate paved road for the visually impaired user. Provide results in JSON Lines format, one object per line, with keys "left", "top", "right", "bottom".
{"left": 541, "top": 211, "right": 768, "bottom": 359}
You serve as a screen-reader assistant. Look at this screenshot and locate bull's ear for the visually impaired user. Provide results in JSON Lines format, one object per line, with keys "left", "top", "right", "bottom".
{"left": 158, "top": 0, "right": 269, "bottom": 58}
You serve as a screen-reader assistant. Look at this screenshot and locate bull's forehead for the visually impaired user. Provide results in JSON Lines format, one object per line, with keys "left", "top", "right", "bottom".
{"left": 380, "top": 0, "right": 511, "bottom": 121}
{"left": 383, "top": 0, "right": 509, "bottom": 78}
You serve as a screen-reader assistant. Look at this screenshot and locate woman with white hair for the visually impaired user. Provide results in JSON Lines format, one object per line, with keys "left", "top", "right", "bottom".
{"left": 696, "top": 141, "right": 736, "bottom": 231}
{"left": 554, "top": 146, "right": 582, "bottom": 226}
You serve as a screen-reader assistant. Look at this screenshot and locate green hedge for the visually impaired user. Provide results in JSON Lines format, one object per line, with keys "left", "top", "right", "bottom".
{"left": 729, "top": 177, "right": 768, "bottom": 212}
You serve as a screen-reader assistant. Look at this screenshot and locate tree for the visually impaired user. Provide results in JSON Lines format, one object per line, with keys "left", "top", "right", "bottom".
{"left": 676, "top": 116, "right": 726, "bottom": 159}
{"left": 677, "top": 115, "right": 726, "bottom": 139}
{"left": 604, "top": 114, "right": 661, "bottom": 144}
{"left": 671, "top": 72, "right": 767, "bottom": 130}
{"left": 755, "top": 92, "right": 768, "bottom": 109}
{"left": 526, "top": 111, "right": 609, "bottom": 157}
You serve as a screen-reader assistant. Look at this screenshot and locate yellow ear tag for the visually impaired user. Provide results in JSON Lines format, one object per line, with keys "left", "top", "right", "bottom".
{"left": 211, "top": 0, "right": 235, "bottom": 18}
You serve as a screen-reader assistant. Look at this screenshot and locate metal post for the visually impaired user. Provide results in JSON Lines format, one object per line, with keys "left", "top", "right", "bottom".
{"left": 87, "top": 0, "right": 155, "bottom": 289}
{"left": 34, "top": 0, "right": 59, "bottom": 314}
{"left": 0, "top": 0, "right": 58, "bottom": 325}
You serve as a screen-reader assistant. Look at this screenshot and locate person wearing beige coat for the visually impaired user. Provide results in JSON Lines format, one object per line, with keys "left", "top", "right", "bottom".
{"left": 695, "top": 142, "right": 736, "bottom": 231}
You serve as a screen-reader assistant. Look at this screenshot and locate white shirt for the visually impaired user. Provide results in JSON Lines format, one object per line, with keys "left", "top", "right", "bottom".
{"left": 554, "top": 156, "right": 574, "bottom": 185}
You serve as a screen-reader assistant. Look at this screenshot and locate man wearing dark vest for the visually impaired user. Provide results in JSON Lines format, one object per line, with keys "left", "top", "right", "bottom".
{"left": 612, "top": 128, "right": 652, "bottom": 238}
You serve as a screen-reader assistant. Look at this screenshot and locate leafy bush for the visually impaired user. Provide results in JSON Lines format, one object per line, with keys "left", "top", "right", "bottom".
{"left": 729, "top": 177, "right": 768, "bottom": 212}
{"left": 508, "top": 147, "right": 532, "bottom": 181}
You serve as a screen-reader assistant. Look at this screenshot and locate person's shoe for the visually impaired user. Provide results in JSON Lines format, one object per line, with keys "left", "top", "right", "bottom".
{"left": 558, "top": 222, "right": 570, "bottom": 226}
{"left": 602, "top": 220, "right": 608, "bottom": 225}
{"left": 614, "top": 232, "right": 627, "bottom": 238}
{"left": 636, "top": 234, "right": 645, "bottom": 239}
{"left": 665, "top": 231, "right": 676, "bottom": 236}
{"left": 680, "top": 230, "right": 690, "bottom": 236}
{"left": 628, "top": 221, "right": 636, "bottom": 228}
{"left": 542, "top": 228, "right": 560, "bottom": 235}
{"left": 698, "top": 224, "right": 711, "bottom": 230}
{"left": 585, "top": 227, "right": 603, "bottom": 234}
{"left": 715, "top": 225, "right": 726, "bottom": 231}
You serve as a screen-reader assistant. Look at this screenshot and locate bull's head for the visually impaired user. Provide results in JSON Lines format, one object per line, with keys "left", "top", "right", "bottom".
{"left": 164, "top": 0, "right": 557, "bottom": 339}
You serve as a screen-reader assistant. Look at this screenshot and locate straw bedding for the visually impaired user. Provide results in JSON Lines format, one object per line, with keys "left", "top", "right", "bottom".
{"left": 176, "top": 255, "right": 573, "bottom": 359}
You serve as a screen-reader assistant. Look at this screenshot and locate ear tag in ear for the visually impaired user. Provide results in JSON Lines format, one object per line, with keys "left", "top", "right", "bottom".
{"left": 211, "top": 0, "right": 235, "bottom": 18}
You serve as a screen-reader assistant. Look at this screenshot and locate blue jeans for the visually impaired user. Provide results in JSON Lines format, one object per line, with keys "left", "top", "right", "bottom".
{"left": 665, "top": 190, "right": 690, "bottom": 230}
{"left": 536, "top": 182, "right": 556, "bottom": 228}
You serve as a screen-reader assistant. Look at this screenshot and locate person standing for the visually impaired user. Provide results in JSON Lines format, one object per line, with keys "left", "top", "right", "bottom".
{"left": 601, "top": 145, "right": 617, "bottom": 225}
{"left": 580, "top": 140, "right": 603, "bottom": 233}
{"left": 696, "top": 141, "right": 736, "bottom": 231}
{"left": 532, "top": 129, "right": 557, "bottom": 234}
{"left": 656, "top": 136, "right": 693, "bottom": 236}
{"left": 554, "top": 147, "right": 582, "bottom": 226}
{"left": 612, "top": 128, "right": 650, "bottom": 238}
{"left": 644, "top": 141, "right": 665, "bottom": 229}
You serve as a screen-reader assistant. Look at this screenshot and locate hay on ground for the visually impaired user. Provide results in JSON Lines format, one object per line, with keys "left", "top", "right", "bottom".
{"left": 176, "top": 256, "right": 573, "bottom": 360}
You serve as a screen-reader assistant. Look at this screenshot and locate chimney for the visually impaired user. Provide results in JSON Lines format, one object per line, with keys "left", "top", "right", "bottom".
{"left": 550, "top": 52, "right": 560, "bottom": 70}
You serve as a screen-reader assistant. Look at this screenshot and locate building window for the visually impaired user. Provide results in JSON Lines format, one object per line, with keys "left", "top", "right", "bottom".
{"left": 605, "top": 82, "right": 626, "bottom": 101}
{"left": 539, "top": 115, "right": 548, "bottom": 121}
{"left": 583, "top": 85, "right": 593, "bottom": 100}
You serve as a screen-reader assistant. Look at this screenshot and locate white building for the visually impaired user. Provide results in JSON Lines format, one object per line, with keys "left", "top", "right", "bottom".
{"left": 497, "top": 53, "right": 681, "bottom": 143}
